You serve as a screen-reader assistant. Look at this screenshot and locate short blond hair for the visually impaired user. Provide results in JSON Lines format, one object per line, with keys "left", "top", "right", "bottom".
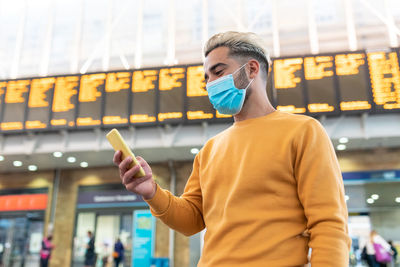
{"left": 204, "top": 31, "right": 271, "bottom": 79}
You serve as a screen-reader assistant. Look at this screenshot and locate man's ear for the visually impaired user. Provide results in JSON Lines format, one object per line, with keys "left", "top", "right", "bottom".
{"left": 248, "top": 59, "right": 260, "bottom": 79}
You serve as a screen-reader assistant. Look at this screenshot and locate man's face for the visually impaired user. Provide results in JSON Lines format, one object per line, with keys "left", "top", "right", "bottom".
{"left": 203, "top": 46, "right": 250, "bottom": 89}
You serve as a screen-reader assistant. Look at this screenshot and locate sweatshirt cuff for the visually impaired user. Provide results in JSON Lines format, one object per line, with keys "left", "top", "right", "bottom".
{"left": 144, "top": 184, "right": 170, "bottom": 215}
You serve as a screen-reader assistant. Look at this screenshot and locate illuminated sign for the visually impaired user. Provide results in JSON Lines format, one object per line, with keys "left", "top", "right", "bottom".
{"left": 335, "top": 53, "right": 372, "bottom": 111}
{"left": 25, "top": 77, "right": 55, "bottom": 129}
{"left": 273, "top": 57, "right": 307, "bottom": 113}
{"left": 158, "top": 67, "right": 185, "bottom": 122}
{"left": 186, "top": 65, "right": 214, "bottom": 120}
{"left": 304, "top": 56, "right": 337, "bottom": 113}
{"left": 1, "top": 80, "right": 30, "bottom": 131}
{"left": 103, "top": 72, "right": 130, "bottom": 125}
{"left": 77, "top": 73, "right": 105, "bottom": 126}
{"left": 131, "top": 70, "right": 158, "bottom": 123}
{"left": 51, "top": 76, "right": 79, "bottom": 128}
{"left": 367, "top": 51, "right": 400, "bottom": 111}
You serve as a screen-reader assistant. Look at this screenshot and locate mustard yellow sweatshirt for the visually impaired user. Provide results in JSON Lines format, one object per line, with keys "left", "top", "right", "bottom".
{"left": 146, "top": 111, "right": 351, "bottom": 266}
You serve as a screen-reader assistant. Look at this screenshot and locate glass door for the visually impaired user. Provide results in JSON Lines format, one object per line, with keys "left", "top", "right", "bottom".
{"left": 0, "top": 212, "right": 44, "bottom": 267}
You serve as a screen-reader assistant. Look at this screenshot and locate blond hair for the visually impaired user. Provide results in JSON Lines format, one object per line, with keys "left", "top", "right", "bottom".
{"left": 204, "top": 31, "right": 271, "bottom": 79}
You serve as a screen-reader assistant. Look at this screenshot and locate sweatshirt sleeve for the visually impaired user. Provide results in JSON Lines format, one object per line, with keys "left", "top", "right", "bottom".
{"left": 145, "top": 154, "right": 205, "bottom": 236}
{"left": 294, "top": 118, "right": 351, "bottom": 266}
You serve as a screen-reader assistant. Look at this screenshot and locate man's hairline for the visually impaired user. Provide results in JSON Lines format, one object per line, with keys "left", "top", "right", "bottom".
{"left": 205, "top": 45, "right": 268, "bottom": 80}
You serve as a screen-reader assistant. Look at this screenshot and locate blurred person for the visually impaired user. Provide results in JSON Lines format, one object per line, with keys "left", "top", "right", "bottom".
{"left": 388, "top": 241, "right": 398, "bottom": 267}
{"left": 365, "top": 230, "right": 393, "bottom": 267}
{"left": 100, "top": 242, "right": 110, "bottom": 267}
{"left": 84, "top": 231, "right": 96, "bottom": 267}
{"left": 113, "top": 238, "right": 124, "bottom": 267}
{"left": 113, "top": 31, "right": 351, "bottom": 266}
{"left": 39, "top": 234, "right": 54, "bottom": 267}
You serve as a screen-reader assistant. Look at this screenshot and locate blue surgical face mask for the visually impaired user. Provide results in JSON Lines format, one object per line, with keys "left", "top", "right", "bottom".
{"left": 206, "top": 63, "right": 254, "bottom": 115}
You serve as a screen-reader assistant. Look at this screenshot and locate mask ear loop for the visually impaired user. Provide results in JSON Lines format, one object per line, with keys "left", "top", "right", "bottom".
{"left": 233, "top": 62, "right": 255, "bottom": 90}
{"left": 232, "top": 62, "right": 248, "bottom": 77}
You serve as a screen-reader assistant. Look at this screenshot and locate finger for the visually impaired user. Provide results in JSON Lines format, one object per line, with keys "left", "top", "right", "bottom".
{"left": 119, "top": 156, "right": 132, "bottom": 179}
{"left": 113, "top": 151, "right": 122, "bottom": 165}
{"left": 136, "top": 156, "right": 152, "bottom": 176}
{"left": 122, "top": 164, "right": 141, "bottom": 185}
{"left": 119, "top": 156, "right": 132, "bottom": 172}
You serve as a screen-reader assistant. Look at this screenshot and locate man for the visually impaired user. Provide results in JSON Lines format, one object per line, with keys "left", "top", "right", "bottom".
{"left": 114, "top": 31, "right": 351, "bottom": 266}
{"left": 84, "top": 231, "right": 95, "bottom": 267}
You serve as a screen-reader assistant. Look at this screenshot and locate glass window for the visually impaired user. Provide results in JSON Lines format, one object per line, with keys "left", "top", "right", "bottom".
{"left": 72, "top": 212, "right": 96, "bottom": 266}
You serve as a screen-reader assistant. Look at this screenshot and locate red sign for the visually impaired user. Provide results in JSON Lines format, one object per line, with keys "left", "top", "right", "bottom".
{"left": 0, "top": 194, "right": 48, "bottom": 211}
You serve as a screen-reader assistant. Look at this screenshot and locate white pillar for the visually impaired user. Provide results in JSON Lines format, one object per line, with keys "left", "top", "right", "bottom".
{"left": 39, "top": 1, "right": 55, "bottom": 76}
{"left": 10, "top": 0, "right": 27, "bottom": 79}
{"left": 201, "top": 0, "right": 208, "bottom": 59}
{"left": 165, "top": 0, "right": 176, "bottom": 65}
{"left": 70, "top": 1, "right": 84, "bottom": 74}
{"left": 272, "top": 0, "right": 280, "bottom": 57}
{"left": 384, "top": 0, "right": 399, "bottom": 48}
{"left": 344, "top": 0, "right": 358, "bottom": 51}
{"left": 134, "top": 0, "right": 143, "bottom": 69}
{"left": 103, "top": 0, "right": 112, "bottom": 71}
{"left": 306, "top": 0, "right": 319, "bottom": 55}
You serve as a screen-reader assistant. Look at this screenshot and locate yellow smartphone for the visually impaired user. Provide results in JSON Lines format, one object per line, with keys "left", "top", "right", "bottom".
{"left": 106, "top": 128, "right": 145, "bottom": 177}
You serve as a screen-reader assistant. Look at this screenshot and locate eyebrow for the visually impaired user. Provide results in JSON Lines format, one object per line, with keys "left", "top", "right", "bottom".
{"left": 204, "top": 63, "right": 228, "bottom": 80}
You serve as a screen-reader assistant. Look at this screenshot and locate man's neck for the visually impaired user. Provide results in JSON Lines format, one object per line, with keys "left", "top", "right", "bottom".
{"left": 233, "top": 91, "right": 275, "bottom": 122}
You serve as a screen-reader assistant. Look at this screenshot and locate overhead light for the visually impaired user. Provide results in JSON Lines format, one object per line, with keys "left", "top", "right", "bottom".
{"left": 371, "top": 194, "right": 379, "bottom": 200}
{"left": 28, "top": 165, "right": 37, "bottom": 171}
{"left": 395, "top": 197, "right": 400, "bottom": 203}
{"left": 53, "top": 151, "right": 63, "bottom": 158}
{"left": 67, "top": 156, "right": 76, "bottom": 163}
{"left": 13, "top": 161, "right": 23, "bottom": 167}
{"left": 345, "top": 195, "right": 349, "bottom": 201}
{"left": 339, "top": 137, "right": 349, "bottom": 144}
{"left": 337, "top": 144, "right": 346, "bottom": 151}
{"left": 190, "top": 148, "right": 200, "bottom": 155}
{"left": 367, "top": 198, "right": 374, "bottom": 204}
{"left": 0, "top": 156, "right": 4, "bottom": 161}
{"left": 80, "top": 162, "right": 88, "bottom": 168}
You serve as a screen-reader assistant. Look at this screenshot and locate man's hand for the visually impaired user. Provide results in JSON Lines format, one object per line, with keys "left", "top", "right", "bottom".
{"left": 113, "top": 151, "right": 156, "bottom": 199}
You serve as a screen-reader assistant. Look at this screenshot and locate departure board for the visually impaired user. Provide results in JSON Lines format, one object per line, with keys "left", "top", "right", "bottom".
{"left": 1, "top": 80, "right": 30, "bottom": 131}
{"left": 25, "top": 77, "right": 55, "bottom": 129}
{"left": 367, "top": 50, "right": 400, "bottom": 111}
{"left": 0, "top": 82, "right": 6, "bottom": 121}
{"left": 51, "top": 76, "right": 79, "bottom": 128}
{"left": 186, "top": 65, "right": 214, "bottom": 121}
{"left": 304, "top": 55, "right": 338, "bottom": 114}
{"left": 131, "top": 70, "right": 157, "bottom": 124}
{"left": 273, "top": 57, "right": 307, "bottom": 113}
{"left": 0, "top": 48, "right": 400, "bottom": 133}
{"left": 335, "top": 52, "right": 372, "bottom": 112}
{"left": 158, "top": 67, "right": 185, "bottom": 123}
{"left": 77, "top": 73, "right": 105, "bottom": 127}
{"left": 103, "top": 72, "right": 130, "bottom": 126}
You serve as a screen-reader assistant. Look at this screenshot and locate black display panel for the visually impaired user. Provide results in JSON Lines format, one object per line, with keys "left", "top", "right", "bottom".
{"left": 335, "top": 52, "right": 372, "bottom": 112}
{"left": 367, "top": 50, "right": 400, "bottom": 111}
{"left": 77, "top": 73, "right": 105, "bottom": 127}
{"left": 103, "top": 72, "right": 130, "bottom": 126}
{"left": 186, "top": 65, "right": 214, "bottom": 121}
{"left": 50, "top": 75, "right": 79, "bottom": 128}
{"left": 158, "top": 67, "right": 185, "bottom": 123}
{"left": 0, "top": 82, "right": 6, "bottom": 125}
{"left": 131, "top": 69, "right": 158, "bottom": 124}
{"left": 1, "top": 80, "right": 30, "bottom": 131}
{"left": 273, "top": 57, "right": 307, "bottom": 113}
{"left": 303, "top": 55, "right": 339, "bottom": 114}
{"left": 25, "top": 77, "right": 55, "bottom": 129}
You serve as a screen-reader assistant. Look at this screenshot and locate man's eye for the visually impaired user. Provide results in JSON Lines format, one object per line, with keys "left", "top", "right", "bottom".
{"left": 216, "top": 71, "right": 223, "bottom": 76}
